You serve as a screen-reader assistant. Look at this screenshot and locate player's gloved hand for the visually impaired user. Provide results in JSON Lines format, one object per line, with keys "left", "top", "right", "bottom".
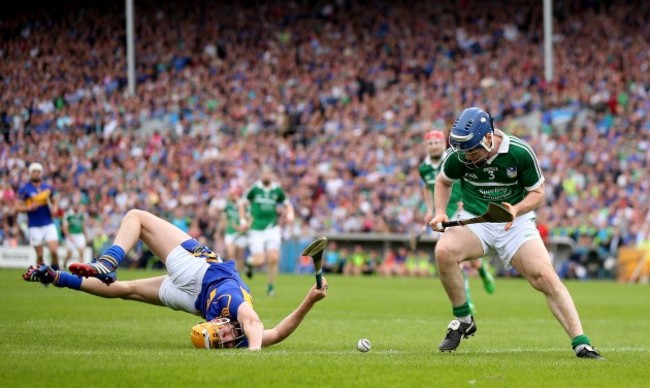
{"left": 429, "top": 214, "right": 449, "bottom": 232}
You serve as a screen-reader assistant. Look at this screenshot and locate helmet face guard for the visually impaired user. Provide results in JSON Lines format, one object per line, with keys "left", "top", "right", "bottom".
{"left": 449, "top": 107, "right": 494, "bottom": 168}
{"left": 191, "top": 318, "right": 247, "bottom": 349}
{"left": 455, "top": 141, "right": 492, "bottom": 168}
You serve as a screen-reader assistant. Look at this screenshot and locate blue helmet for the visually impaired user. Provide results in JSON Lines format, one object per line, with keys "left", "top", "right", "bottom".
{"left": 449, "top": 107, "right": 494, "bottom": 152}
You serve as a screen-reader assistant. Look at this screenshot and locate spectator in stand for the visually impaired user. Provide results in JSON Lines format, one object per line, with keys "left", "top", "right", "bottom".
{"left": 393, "top": 247, "right": 408, "bottom": 277}
{"left": 362, "top": 248, "right": 380, "bottom": 276}
{"left": 322, "top": 241, "right": 342, "bottom": 274}
{"left": 378, "top": 248, "right": 397, "bottom": 277}
{"left": 343, "top": 244, "right": 366, "bottom": 277}
{"left": 407, "top": 249, "right": 435, "bottom": 278}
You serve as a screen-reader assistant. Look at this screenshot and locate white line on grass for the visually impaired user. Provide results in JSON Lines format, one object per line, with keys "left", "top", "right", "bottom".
{"left": 203, "top": 347, "right": 648, "bottom": 356}
{"left": 473, "top": 347, "right": 647, "bottom": 354}
{"left": 6, "top": 347, "right": 646, "bottom": 357}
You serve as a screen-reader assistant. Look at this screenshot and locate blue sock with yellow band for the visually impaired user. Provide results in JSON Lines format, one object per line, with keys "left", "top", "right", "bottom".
{"left": 54, "top": 271, "right": 82, "bottom": 290}
{"left": 99, "top": 245, "right": 126, "bottom": 270}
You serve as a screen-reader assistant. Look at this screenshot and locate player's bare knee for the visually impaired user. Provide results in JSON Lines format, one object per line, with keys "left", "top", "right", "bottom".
{"left": 251, "top": 255, "right": 265, "bottom": 266}
{"left": 434, "top": 242, "right": 461, "bottom": 266}
{"left": 267, "top": 253, "right": 279, "bottom": 264}
{"left": 125, "top": 208, "right": 145, "bottom": 221}
{"left": 528, "top": 269, "right": 560, "bottom": 295}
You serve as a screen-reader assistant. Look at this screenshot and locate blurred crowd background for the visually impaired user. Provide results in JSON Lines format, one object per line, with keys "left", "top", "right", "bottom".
{"left": 1, "top": 0, "right": 649, "bottom": 280}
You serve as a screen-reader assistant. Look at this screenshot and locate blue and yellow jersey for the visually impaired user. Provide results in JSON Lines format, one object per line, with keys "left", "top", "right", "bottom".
{"left": 18, "top": 182, "right": 55, "bottom": 227}
{"left": 184, "top": 239, "right": 252, "bottom": 348}
{"left": 195, "top": 261, "right": 253, "bottom": 321}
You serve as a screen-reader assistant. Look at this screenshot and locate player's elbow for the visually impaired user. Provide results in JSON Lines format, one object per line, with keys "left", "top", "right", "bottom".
{"left": 537, "top": 194, "right": 546, "bottom": 208}
{"left": 532, "top": 189, "right": 546, "bottom": 208}
{"left": 242, "top": 316, "right": 263, "bottom": 328}
{"left": 435, "top": 177, "right": 453, "bottom": 189}
{"left": 242, "top": 317, "right": 264, "bottom": 337}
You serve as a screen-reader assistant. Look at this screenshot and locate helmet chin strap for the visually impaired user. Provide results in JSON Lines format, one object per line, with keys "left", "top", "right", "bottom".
{"left": 479, "top": 132, "right": 493, "bottom": 153}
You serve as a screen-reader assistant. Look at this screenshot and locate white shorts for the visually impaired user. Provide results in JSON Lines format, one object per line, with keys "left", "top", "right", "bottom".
{"left": 28, "top": 224, "right": 59, "bottom": 246}
{"left": 224, "top": 232, "right": 248, "bottom": 249}
{"left": 248, "top": 226, "right": 281, "bottom": 254}
{"left": 65, "top": 234, "right": 87, "bottom": 250}
{"left": 463, "top": 210, "right": 541, "bottom": 270}
{"left": 158, "top": 245, "right": 210, "bottom": 316}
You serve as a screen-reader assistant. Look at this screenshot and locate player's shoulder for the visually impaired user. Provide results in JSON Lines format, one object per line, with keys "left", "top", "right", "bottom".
{"left": 505, "top": 134, "right": 538, "bottom": 158}
{"left": 440, "top": 148, "right": 460, "bottom": 167}
{"left": 506, "top": 133, "right": 532, "bottom": 146}
{"left": 441, "top": 147, "right": 456, "bottom": 161}
{"left": 18, "top": 182, "right": 33, "bottom": 194}
{"left": 246, "top": 182, "right": 260, "bottom": 194}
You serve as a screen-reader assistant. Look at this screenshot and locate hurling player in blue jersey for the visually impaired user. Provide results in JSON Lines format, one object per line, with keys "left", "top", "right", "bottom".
{"left": 23, "top": 209, "right": 328, "bottom": 351}
{"left": 16, "top": 163, "right": 61, "bottom": 269}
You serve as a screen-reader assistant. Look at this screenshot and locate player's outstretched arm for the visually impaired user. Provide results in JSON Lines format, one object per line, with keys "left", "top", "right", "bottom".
{"left": 261, "top": 279, "right": 328, "bottom": 347}
{"left": 237, "top": 302, "right": 264, "bottom": 351}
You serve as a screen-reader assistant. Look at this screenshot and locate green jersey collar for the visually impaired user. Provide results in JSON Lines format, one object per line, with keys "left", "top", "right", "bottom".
{"left": 424, "top": 155, "right": 443, "bottom": 168}
{"left": 485, "top": 129, "right": 509, "bottom": 165}
{"left": 255, "top": 180, "right": 279, "bottom": 191}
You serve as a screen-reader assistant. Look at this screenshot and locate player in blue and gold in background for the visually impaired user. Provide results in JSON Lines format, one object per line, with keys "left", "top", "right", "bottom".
{"left": 22, "top": 209, "right": 328, "bottom": 351}
{"left": 16, "top": 162, "right": 60, "bottom": 269}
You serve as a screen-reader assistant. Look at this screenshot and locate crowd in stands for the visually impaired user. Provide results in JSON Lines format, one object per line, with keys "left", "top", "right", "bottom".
{"left": 1, "top": 1, "right": 649, "bottom": 279}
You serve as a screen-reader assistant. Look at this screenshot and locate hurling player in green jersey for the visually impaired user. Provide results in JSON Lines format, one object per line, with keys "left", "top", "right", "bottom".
{"left": 239, "top": 165, "right": 295, "bottom": 296}
{"left": 63, "top": 203, "right": 88, "bottom": 268}
{"left": 419, "top": 130, "right": 495, "bottom": 314}
{"left": 218, "top": 186, "right": 248, "bottom": 271}
{"left": 429, "top": 107, "right": 603, "bottom": 360}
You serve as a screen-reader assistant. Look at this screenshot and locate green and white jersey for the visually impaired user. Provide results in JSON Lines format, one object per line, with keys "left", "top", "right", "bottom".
{"left": 65, "top": 211, "right": 85, "bottom": 235}
{"left": 245, "top": 181, "right": 288, "bottom": 231}
{"left": 224, "top": 200, "right": 241, "bottom": 235}
{"left": 440, "top": 130, "right": 544, "bottom": 216}
{"left": 418, "top": 155, "right": 463, "bottom": 217}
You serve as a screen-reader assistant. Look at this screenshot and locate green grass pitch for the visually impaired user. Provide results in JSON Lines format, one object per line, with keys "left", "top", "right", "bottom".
{"left": 1, "top": 268, "right": 648, "bottom": 387}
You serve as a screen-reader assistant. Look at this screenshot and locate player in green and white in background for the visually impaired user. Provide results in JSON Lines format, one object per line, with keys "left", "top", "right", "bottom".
{"left": 63, "top": 203, "right": 87, "bottom": 269}
{"left": 429, "top": 107, "right": 603, "bottom": 359}
{"left": 218, "top": 185, "right": 248, "bottom": 271}
{"left": 239, "top": 165, "right": 294, "bottom": 296}
{"left": 418, "top": 130, "right": 495, "bottom": 314}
